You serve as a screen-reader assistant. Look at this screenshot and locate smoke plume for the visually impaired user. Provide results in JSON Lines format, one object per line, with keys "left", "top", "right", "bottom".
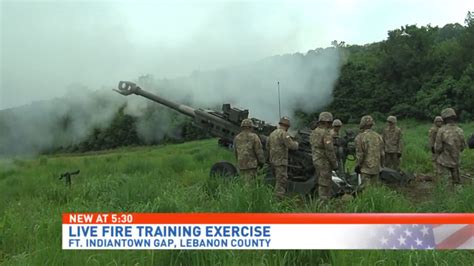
{"left": 134, "top": 48, "right": 342, "bottom": 124}
{"left": 0, "top": 1, "right": 343, "bottom": 155}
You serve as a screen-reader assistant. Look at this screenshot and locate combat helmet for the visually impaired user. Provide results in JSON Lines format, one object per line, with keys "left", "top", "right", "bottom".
{"left": 332, "top": 119, "right": 342, "bottom": 127}
{"left": 360, "top": 115, "right": 374, "bottom": 128}
{"left": 318, "top": 112, "right": 333, "bottom": 122}
{"left": 434, "top": 116, "right": 443, "bottom": 123}
{"left": 279, "top": 116, "right": 291, "bottom": 127}
{"left": 240, "top": 118, "right": 253, "bottom": 128}
{"left": 441, "top": 108, "right": 456, "bottom": 119}
{"left": 387, "top": 116, "right": 397, "bottom": 123}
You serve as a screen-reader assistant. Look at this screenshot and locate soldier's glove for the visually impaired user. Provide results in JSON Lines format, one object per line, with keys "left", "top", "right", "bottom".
{"left": 332, "top": 163, "right": 339, "bottom": 171}
{"left": 354, "top": 165, "right": 361, "bottom": 174}
{"left": 431, "top": 147, "right": 435, "bottom": 154}
{"left": 258, "top": 162, "right": 264, "bottom": 169}
{"left": 398, "top": 153, "right": 402, "bottom": 158}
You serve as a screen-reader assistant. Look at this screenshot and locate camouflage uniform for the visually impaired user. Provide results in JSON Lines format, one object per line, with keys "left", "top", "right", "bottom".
{"left": 234, "top": 126, "right": 265, "bottom": 180}
{"left": 267, "top": 117, "right": 299, "bottom": 199}
{"left": 355, "top": 116, "right": 384, "bottom": 185}
{"left": 330, "top": 119, "right": 344, "bottom": 174}
{"left": 382, "top": 116, "right": 403, "bottom": 171}
{"left": 311, "top": 112, "right": 338, "bottom": 200}
{"left": 429, "top": 116, "right": 443, "bottom": 175}
{"left": 330, "top": 119, "right": 342, "bottom": 139}
{"left": 435, "top": 108, "right": 466, "bottom": 185}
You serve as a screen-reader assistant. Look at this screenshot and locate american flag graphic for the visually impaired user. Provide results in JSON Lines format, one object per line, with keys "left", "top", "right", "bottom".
{"left": 370, "top": 224, "right": 474, "bottom": 249}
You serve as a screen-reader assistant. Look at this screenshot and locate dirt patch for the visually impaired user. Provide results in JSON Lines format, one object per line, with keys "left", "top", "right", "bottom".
{"left": 388, "top": 180, "right": 435, "bottom": 204}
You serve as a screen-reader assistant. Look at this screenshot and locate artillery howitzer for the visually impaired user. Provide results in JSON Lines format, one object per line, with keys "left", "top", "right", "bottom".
{"left": 114, "top": 81, "right": 358, "bottom": 196}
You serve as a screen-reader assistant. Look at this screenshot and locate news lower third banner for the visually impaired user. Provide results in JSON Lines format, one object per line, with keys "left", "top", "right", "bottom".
{"left": 62, "top": 213, "right": 474, "bottom": 250}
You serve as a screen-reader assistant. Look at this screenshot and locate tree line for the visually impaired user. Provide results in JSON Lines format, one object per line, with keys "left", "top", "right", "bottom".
{"left": 326, "top": 12, "right": 474, "bottom": 123}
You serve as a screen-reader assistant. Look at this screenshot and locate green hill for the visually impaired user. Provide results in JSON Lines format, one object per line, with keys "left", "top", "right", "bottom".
{"left": 1, "top": 122, "right": 473, "bottom": 265}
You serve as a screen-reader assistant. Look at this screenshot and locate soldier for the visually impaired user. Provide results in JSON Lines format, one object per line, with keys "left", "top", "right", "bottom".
{"left": 382, "top": 116, "right": 403, "bottom": 171}
{"left": 267, "top": 116, "right": 299, "bottom": 199}
{"left": 429, "top": 116, "right": 443, "bottom": 175}
{"left": 468, "top": 134, "right": 474, "bottom": 149}
{"left": 330, "top": 119, "right": 344, "bottom": 174}
{"left": 330, "top": 119, "right": 342, "bottom": 138}
{"left": 354, "top": 115, "right": 384, "bottom": 186}
{"left": 234, "top": 118, "right": 265, "bottom": 180}
{"left": 434, "top": 108, "right": 466, "bottom": 185}
{"left": 310, "top": 112, "right": 338, "bottom": 200}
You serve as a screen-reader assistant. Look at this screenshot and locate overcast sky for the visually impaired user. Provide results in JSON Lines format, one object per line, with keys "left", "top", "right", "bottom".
{"left": 0, "top": 0, "right": 472, "bottom": 109}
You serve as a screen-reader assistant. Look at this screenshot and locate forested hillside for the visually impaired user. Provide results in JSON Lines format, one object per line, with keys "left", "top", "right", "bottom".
{"left": 328, "top": 12, "right": 474, "bottom": 122}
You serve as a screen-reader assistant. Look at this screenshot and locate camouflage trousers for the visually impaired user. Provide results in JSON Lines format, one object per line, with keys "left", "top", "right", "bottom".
{"left": 271, "top": 165, "right": 288, "bottom": 199}
{"left": 438, "top": 165, "right": 461, "bottom": 185}
{"left": 361, "top": 173, "right": 380, "bottom": 187}
{"left": 431, "top": 153, "right": 442, "bottom": 177}
{"left": 385, "top": 153, "right": 400, "bottom": 171}
{"left": 315, "top": 163, "right": 332, "bottom": 200}
{"left": 239, "top": 168, "right": 258, "bottom": 183}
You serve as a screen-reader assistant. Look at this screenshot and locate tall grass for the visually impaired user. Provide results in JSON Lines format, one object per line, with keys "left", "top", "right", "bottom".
{"left": 0, "top": 123, "right": 473, "bottom": 265}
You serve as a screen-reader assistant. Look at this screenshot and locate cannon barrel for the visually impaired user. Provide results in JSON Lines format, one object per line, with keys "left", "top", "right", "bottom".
{"left": 114, "top": 81, "right": 245, "bottom": 146}
{"left": 114, "top": 81, "right": 196, "bottom": 118}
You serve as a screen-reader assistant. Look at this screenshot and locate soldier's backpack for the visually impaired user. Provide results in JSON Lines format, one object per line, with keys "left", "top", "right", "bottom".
{"left": 379, "top": 168, "right": 414, "bottom": 185}
{"left": 469, "top": 134, "right": 474, "bottom": 149}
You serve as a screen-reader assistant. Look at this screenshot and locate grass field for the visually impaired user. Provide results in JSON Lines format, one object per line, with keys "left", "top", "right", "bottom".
{"left": 1, "top": 122, "right": 473, "bottom": 265}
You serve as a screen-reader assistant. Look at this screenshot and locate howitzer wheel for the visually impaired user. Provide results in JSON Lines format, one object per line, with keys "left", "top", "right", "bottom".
{"left": 210, "top": 161, "right": 238, "bottom": 178}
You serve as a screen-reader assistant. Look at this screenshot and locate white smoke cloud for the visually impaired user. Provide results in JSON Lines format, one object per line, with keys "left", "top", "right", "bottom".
{"left": 133, "top": 48, "right": 342, "bottom": 124}
{"left": 0, "top": 46, "right": 343, "bottom": 155}
{"left": 0, "top": 87, "right": 127, "bottom": 154}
